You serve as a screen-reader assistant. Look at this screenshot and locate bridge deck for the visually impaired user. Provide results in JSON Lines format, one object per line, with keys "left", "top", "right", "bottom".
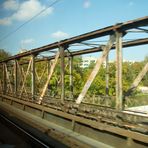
{"left": 0, "top": 94, "right": 148, "bottom": 147}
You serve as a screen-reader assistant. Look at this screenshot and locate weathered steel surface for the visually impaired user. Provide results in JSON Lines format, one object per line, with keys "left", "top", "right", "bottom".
{"left": 105, "top": 55, "right": 109, "bottom": 96}
{"left": 31, "top": 55, "right": 35, "bottom": 99}
{"left": 9, "top": 38, "right": 148, "bottom": 66}
{"left": 115, "top": 32, "right": 123, "bottom": 110}
{"left": 60, "top": 46, "right": 65, "bottom": 103}
{"left": 69, "top": 56, "right": 74, "bottom": 99}
{"left": 2, "top": 63, "right": 6, "bottom": 94}
{"left": 14, "top": 60, "right": 18, "bottom": 94}
{"left": 5, "top": 63, "right": 13, "bottom": 93}
{"left": 3, "top": 38, "right": 147, "bottom": 67}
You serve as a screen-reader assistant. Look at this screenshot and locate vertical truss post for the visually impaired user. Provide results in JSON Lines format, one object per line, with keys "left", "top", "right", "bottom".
{"left": 59, "top": 46, "right": 65, "bottom": 103}
{"left": 47, "top": 60, "right": 50, "bottom": 75}
{"left": 115, "top": 31, "right": 123, "bottom": 110}
{"left": 5, "top": 63, "right": 13, "bottom": 93}
{"left": 105, "top": 55, "right": 109, "bottom": 96}
{"left": 14, "top": 59, "right": 18, "bottom": 95}
{"left": 3, "top": 62, "right": 6, "bottom": 94}
{"left": 69, "top": 56, "right": 74, "bottom": 100}
{"left": 76, "top": 35, "right": 116, "bottom": 105}
{"left": 31, "top": 54, "right": 35, "bottom": 100}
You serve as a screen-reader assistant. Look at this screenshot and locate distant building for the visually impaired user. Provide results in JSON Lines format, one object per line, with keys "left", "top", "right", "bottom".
{"left": 123, "top": 59, "right": 136, "bottom": 64}
{"left": 138, "top": 86, "right": 148, "bottom": 94}
{"left": 80, "top": 56, "right": 97, "bottom": 68}
{"left": 80, "top": 56, "right": 136, "bottom": 68}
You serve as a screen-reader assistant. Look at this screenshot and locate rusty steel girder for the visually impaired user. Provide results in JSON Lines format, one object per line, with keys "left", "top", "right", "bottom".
{"left": 0, "top": 16, "right": 148, "bottom": 63}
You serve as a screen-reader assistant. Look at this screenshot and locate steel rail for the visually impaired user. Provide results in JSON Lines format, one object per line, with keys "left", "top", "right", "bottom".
{"left": 0, "top": 16, "right": 148, "bottom": 63}
{"left": 0, "top": 114, "right": 50, "bottom": 148}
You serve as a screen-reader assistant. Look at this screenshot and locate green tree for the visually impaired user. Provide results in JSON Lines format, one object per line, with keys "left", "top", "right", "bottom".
{"left": 0, "top": 49, "right": 11, "bottom": 80}
{"left": 0, "top": 49, "right": 11, "bottom": 61}
{"left": 142, "top": 56, "right": 148, "bottom": 86}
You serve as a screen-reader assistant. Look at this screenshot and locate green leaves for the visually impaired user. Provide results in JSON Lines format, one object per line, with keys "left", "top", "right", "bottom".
{"left": 0, "top": 49, "right": 11, "bottom": 61}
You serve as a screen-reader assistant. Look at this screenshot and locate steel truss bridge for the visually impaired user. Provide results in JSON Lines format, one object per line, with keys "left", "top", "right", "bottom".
{"left": 0, "top": 16, "right": 148, "bottom": 147}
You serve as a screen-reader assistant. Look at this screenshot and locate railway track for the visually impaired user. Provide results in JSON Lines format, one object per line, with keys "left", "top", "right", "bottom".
{"left": 0, "top": 111, "right": 67, "bottom": 148}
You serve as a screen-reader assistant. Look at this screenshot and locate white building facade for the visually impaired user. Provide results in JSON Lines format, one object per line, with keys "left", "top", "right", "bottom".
{"left": 80, "top": 56, "right": 135, "bottom": 68}
{"left": 80, "top": 56, "right": 97, "bottom": 68}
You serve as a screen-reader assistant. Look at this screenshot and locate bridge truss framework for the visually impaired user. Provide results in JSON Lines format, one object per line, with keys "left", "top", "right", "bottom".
{"left": 0, "top": 16, "right": 148, "bottom": 147}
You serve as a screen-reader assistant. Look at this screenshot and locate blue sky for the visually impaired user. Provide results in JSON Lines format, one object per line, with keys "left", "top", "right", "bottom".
{"left": 0, "top": 0, "right": 147, "bottom": 61}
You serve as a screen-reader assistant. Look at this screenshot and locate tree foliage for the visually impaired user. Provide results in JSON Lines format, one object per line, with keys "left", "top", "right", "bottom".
{"left": 0, "top": 49, "right": 11, "bottom": 61}
{"left": 33, "top": 55, "right": 147, "bottom": 99}
{"left": 0, "top": 49, "right": 11, "bottom": 79}
{"left": 0, "top": 48, "right": 147, "bottom": 106}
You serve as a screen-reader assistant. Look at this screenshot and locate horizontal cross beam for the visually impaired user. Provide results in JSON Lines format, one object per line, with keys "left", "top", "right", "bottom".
{"left": 5, "top": 38, "right": 148, "bottom": 66}
{"left": 0, "top": 16, "right": 148, "bottom": 63}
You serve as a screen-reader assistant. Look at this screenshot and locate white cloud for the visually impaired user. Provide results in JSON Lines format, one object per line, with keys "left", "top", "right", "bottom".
{"left": 11, "top": 0, "right": 53, "bottom": 21}
{"left": 21, "top": 38, "right": 35, "bottom": 45}
{"left": 83, "top": 0, "right": 91, "bottom": 8}
{"left": 0, "top": 17, "right": 12, "bottom": 26}
{"left": 0, "top": 0, "right": 54, "bottom": 26}
{"left": 51, "top": 31, "right": 69, "bottom": 40}
{"left": 3, "top": 0, "right": 19, "bottom": 10}
{"left": 129, "top": 1, "right": 134, "bottom": 6}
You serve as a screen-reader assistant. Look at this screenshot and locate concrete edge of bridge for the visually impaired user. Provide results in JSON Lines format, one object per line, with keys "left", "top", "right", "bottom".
{"left": 0, "top": 101, "right": 112, "bottom": 148}
{"left": 0, "top": 96, "right": 148, "bottom": 148}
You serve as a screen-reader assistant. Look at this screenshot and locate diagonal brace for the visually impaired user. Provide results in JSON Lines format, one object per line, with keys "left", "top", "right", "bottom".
{"left": 38, "top": 51, "right": 60, "bottom": 104}
{"left": 125, "top": 62, "right": 148, "bottom": 97}
{"left": 35, "top": 64, "right": 47, "bottom": 83}
{"left": 20, "top": 57, "right": 32, "bottom": 97}
{"left": 16, "top": 61, "right": 28, "bottom": 94}
{"left": 76, "top": 35, "right": 116, "bottom": 105}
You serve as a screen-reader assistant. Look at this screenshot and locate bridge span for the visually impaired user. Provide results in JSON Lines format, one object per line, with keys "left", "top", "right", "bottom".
{"left": 0, "top": 16, "right": 148, "bottom": 147}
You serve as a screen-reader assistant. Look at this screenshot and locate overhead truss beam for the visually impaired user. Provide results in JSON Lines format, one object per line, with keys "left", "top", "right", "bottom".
{"left": 0, "top": 16, "right": 148, "bottom": 63}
